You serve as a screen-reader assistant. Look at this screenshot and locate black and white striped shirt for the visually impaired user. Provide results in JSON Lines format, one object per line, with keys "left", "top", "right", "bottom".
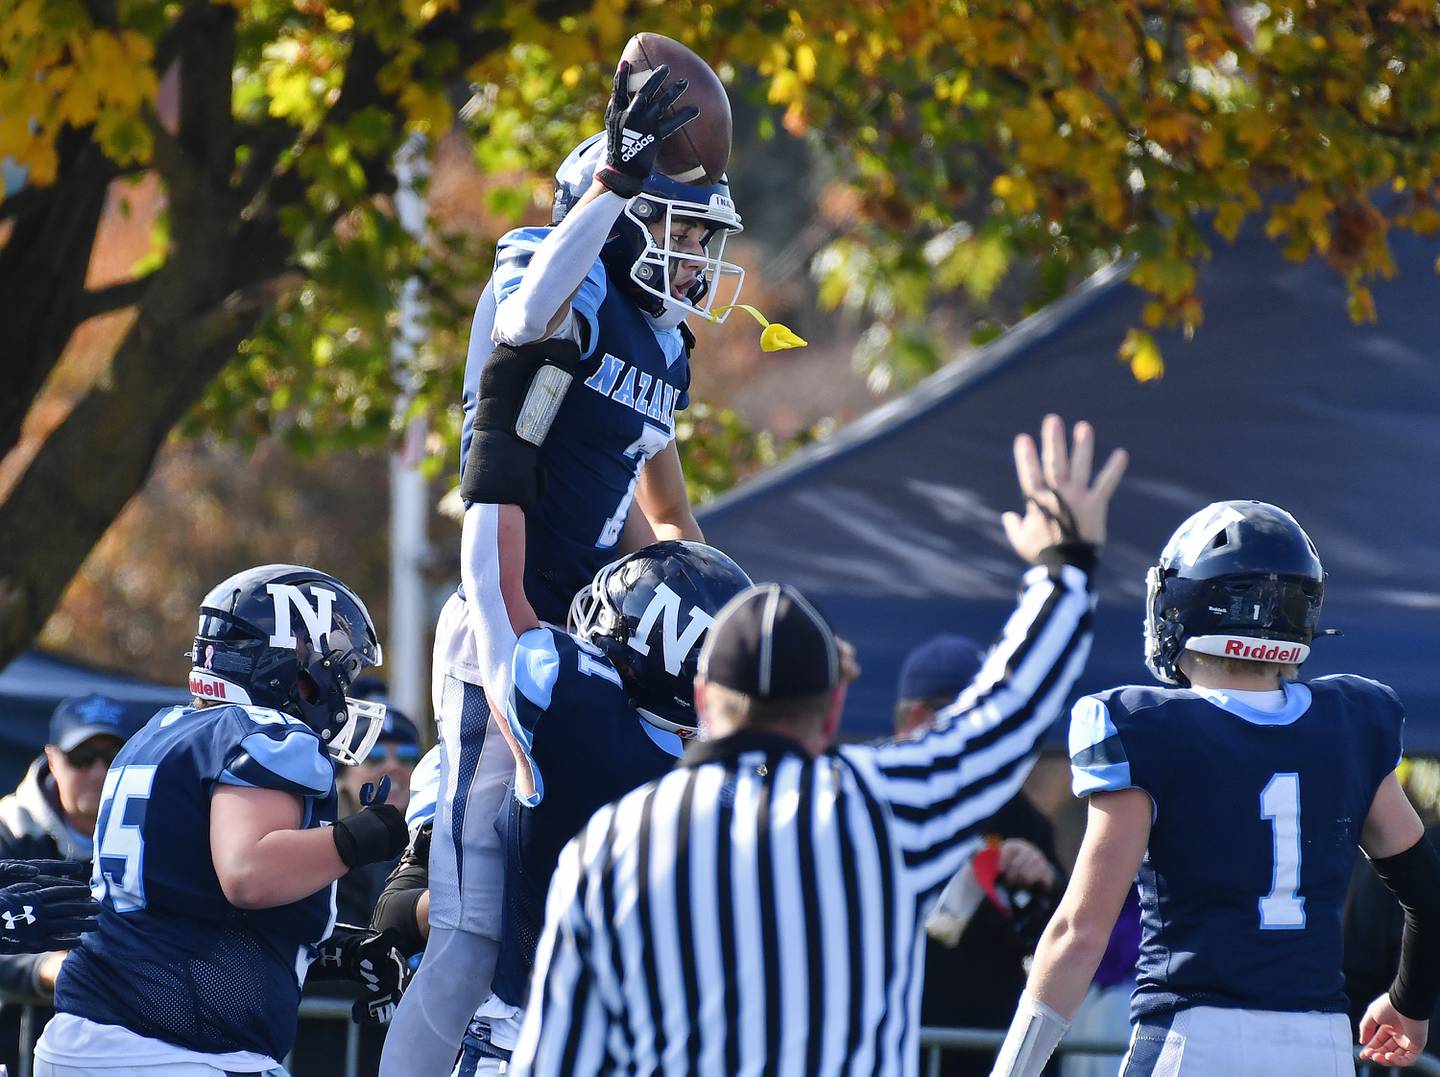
{"left": 512, "top": 558, "right": 1095, "bottom": 1076}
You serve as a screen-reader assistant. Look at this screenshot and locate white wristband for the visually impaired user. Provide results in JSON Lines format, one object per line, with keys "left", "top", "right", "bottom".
{"left": 990, "top": 993, "right": 1071, "bottom": 1077}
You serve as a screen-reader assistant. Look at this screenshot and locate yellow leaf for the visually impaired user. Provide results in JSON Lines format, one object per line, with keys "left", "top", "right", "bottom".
{"left": 399, "top": 83, "right": 453, "bottom": 136}
{"left": 1215, "top": 202, "right": 1246, "bottom": 242}
{"left": 1347, "top": 285, "right": 1376, "bottom": 324}
{"left": 768, "top": 69, "right": 802, "bottom": 107}
{"left": 1144, "top": 37, "right": 1163, "bottom": 63}
{"left": 795, "top": 43, "right": 817, "bottom": 83}
{"left": 1118, "top": 328, "right": 1164, "bottom": 382}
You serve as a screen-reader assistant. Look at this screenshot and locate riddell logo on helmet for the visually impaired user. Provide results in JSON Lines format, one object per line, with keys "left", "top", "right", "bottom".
{"left": 1224, "top": 640, "right": 1303, "bottom": 662}
{"left": 189, "top": 673, "right": 228, "bottom": 700}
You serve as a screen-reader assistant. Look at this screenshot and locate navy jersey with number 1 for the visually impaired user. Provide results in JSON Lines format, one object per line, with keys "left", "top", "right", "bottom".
{"left": 1069, "top": 674, "right": 1403, "bottom": 1022}
{"left": 55, "top": 701, "right": 339, "bottom": 1061}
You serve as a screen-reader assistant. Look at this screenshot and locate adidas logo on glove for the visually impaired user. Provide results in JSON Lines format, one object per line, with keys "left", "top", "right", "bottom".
{"left": 620, "top": 128, "right": 654, "bottom": 162}
{"left": 2, "top": 906, "right": 35, "bottom": 930}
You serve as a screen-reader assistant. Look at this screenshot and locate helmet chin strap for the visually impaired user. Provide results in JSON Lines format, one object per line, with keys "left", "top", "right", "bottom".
{"left": 646, "top": 301, "right": 689, "bottom": 331}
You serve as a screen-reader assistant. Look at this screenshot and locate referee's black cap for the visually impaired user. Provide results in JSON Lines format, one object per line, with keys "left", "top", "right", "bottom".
{"left": 699, "top": 583, "right": 840, "bottom": 699}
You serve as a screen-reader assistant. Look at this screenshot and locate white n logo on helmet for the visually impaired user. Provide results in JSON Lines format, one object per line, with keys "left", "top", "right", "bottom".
{"left": 627, "top": 583, "right": 712, "bottom": 676}
{"left": 267, "top": 583, "right": 337, "bottom": 649}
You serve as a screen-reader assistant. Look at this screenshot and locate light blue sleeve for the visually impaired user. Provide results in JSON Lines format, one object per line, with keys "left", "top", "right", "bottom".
{"left": 492, "top": 227, "right": 608, "bottom": 360}
{"left": 219, "top": 728, "right": 334, "bottom": 798}
{"left": 568, "top": 261, "right": 607, "bottom": 360}
{"left": 503, "top": 628, "right": 567, "bottom": 807}
{"left": 405, "top": 745, "right": 442, "bottom": 829}
{"left": 1068, "top": 695, "right": 1134, "bottom": 797}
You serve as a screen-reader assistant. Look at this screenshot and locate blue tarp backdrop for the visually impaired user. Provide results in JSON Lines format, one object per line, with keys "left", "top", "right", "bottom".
{"left": 699, "top": 220, "right": 1440, "bottom": 749}
{"left": 0, "top": 651, "right": 184, "bottom": 790}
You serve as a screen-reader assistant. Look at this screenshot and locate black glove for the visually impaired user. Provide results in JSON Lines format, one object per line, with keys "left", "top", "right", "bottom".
{"left": 0, "top": 860, "right": 100, "bottom": 955}
{"left": 595, "top": 60, "right": 699, "bottom": 198}
{"left": 311, "top": 924, "right": 411, "bottom": 1026}
{"left": 332, "top": 775, "right": 408, "bottom": 869}
{"left": 371, "top": 820, "right": 431, "bottom": 955}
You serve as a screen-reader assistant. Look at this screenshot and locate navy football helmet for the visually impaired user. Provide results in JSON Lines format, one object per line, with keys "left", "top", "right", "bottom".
{"left": 567, "top": 541, "right": 752, "bottom": 734}
{"left": 1144, "top": 501, "right": 1325, "bottom": 687}
{"left": 551, "top": 133, "right": 744, "bottom": 327}
{"left": 190, "top": 564, "right": 386, "bottom": 765}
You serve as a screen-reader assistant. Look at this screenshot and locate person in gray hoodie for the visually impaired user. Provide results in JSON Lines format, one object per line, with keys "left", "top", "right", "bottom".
{"left": 0, "top": 694, "right": 134, "bottom": 1064}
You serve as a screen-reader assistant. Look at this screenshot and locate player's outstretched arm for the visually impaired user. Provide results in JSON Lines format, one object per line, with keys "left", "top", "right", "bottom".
{"left": 1358, "top": 772, "right": 1440, "bottom": 1065}
{"left": 493, "top": 61, "right": 696, "bottom": 347}
{"left": 991, "top": 788, "right": 1150, "bottom": 1077}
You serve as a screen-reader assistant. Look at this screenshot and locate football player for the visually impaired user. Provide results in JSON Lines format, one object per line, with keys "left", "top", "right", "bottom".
{"left": 455, "top": 485, "right": 751, "bottom": 1074}
{"left": 35, "top": 565, "right": 411, "bottom": 1077}
{"left": 992, "top": 502, "right": 1440, "bottom": 1075}
{"left": 389, "top": 43, "right": 749, "bottom": 1075}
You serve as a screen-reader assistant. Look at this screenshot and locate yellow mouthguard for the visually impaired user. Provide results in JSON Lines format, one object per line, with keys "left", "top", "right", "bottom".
{"left": 709, "top": 304, "right": 809, "bottom": 352}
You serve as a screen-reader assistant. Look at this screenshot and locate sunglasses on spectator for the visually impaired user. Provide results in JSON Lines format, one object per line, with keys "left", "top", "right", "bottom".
{"left": 364, "top": 742, "right": 421, "bottom": 765}
{"left": 64, "top": 743, "right": 121, "bottom": 769}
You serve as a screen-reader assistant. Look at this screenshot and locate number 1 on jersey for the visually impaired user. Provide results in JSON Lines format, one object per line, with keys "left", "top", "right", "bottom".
{"left": 1259, "top": 772, "right": 1305, "bottom": 929}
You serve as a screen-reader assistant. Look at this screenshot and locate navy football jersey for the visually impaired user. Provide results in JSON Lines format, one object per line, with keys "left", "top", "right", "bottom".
{"left": 56, "top": 702, "right": 339, "bottom": 1060}
{"left": 489, "top": 625, "right": 684, "bottom": 1006}
{"left": 1069, "top": 675, "right": 1403, "bottom": 1021}
{"left": 460, "top": 228, "right": 692, "bottom": 622}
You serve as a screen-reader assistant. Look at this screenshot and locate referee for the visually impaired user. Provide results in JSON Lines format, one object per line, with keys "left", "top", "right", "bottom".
{"left": 512, "top": 415, "right": 1127, "bottom": 1076}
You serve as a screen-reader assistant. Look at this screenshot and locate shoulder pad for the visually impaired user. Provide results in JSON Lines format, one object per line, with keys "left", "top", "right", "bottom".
{"left": 218, "top": 717, "right": 333, "bottom": 799}
{"left": 1069, "top": 695, "right": 1134, "bottom": 796}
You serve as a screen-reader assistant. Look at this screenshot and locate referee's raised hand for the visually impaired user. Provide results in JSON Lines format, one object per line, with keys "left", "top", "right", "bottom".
{"left": 1002, "top": 414, "right": 1127, "bottom": 562}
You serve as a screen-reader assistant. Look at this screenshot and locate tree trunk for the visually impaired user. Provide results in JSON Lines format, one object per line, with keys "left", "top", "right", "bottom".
{"left": 0, "top": 264, "right": 281, "bottom": 667}
{"left": 0, "top": 137, "right": 114, "bottom": 462}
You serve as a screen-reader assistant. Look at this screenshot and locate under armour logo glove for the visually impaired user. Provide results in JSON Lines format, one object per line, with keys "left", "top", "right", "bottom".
{"left": 331, "top": 774, "right": 409, "bottom": 869}
{"left": 595, "top": 60, "right": 699, "bottom": 199}
{"left": 311, "top": 924, "right": 411, "bottom": 1026}
{"left": 0, "top": 859, "right": 100, "bottom": 955}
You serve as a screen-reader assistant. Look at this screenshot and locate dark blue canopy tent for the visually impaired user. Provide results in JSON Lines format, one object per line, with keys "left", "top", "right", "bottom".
{"left": 0, "top": 651, "right": 185, "bottom": 789}
{"left": 699, "top": 220, "right": 1440, "bottom": 749}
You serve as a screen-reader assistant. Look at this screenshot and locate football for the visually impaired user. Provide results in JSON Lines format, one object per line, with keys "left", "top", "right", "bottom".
{"left": 619, "top": 32, "right": 732, "bottom": 185}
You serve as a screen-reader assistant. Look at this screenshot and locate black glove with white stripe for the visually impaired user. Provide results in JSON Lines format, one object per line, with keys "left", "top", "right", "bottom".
{"left": 311, "top": 924, "right": 411, "bottom": 1026}
{"left": 0, "top": 859, "right": 100, "bottom": 954}
{"left": 596, "top": 61, "right": 698, "bottom": 198}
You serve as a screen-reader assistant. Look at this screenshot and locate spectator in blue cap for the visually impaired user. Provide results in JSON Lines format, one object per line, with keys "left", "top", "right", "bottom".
{"left": 895, "top": 636, "right": 1066, "bottom": 1077}
{"left": 893, "top": 633, "right": 987, "bottom": 736}
{"left": 0, "top": 694, "right": 135, "bottom": 1066}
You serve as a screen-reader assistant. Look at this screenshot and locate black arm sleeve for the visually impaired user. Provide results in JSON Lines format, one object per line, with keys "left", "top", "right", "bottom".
{"left": 370, "top": 821, "right": 431, "bottom": 957}
{"left": 460, "top": 339, "right": 582, "bottom": 509}
{"left": 1368, "top": 835, "right": 1440, "bottom": 1020}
